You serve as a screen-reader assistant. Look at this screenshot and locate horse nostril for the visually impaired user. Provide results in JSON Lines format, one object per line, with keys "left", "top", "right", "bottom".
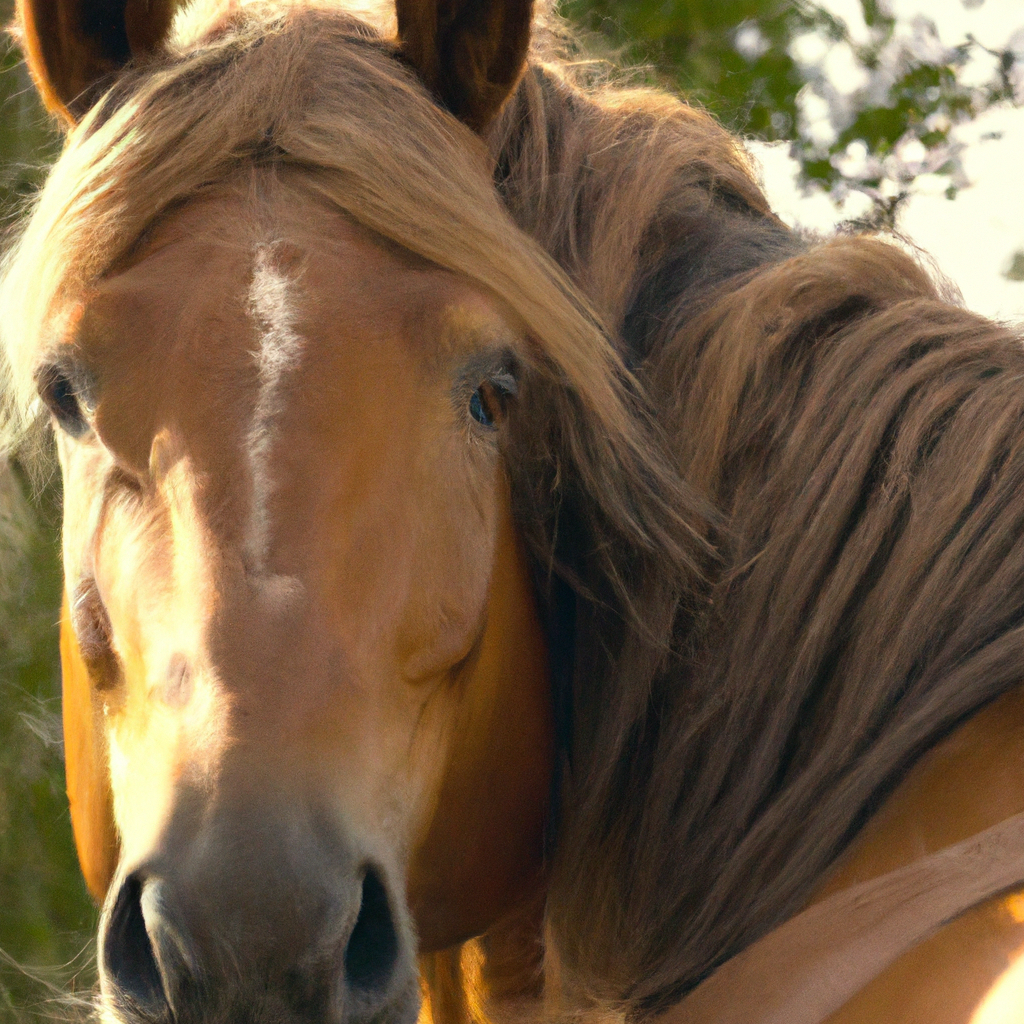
{"left": 344, "top": 867, "right": 399, "bottom": 994}
{"left": 103, "top": 874, "right": 170, "bottom": 1016}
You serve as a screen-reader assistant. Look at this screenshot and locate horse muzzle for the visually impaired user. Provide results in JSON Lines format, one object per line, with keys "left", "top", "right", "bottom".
{"left": 98, "top": 806, "right": 420, "bottom": 1024}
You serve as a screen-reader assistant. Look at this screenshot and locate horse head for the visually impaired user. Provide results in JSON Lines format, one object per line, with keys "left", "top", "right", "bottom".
{"left": 53, "top": 194, "right": 554, "bottom": 1024}
{"left": 9, "top": 1, "right": 575, "bottom": 1020}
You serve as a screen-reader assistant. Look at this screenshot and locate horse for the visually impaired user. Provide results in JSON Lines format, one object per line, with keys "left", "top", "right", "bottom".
{"left": 4, "top": 0, "right": 1024, "bottom": 1021}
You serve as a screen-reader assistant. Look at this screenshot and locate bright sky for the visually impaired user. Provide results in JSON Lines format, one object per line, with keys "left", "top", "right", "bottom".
{"left": 748, "top": 0, "right": 1024, "bottom": 326}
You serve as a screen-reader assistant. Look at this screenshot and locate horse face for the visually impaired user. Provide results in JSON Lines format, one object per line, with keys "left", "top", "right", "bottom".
{"left": 47, "top": 181, "right": 552, "bottom": 1024}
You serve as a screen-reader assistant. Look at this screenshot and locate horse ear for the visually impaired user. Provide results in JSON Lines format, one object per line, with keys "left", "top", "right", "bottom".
{"left": 60, "top": 597, "right": 119, "bottom": 901}
{"left": 396, "top": 0, "right": 533, "bottom": 133}
{"left": 14, "top": 0, "right": 176, "bottom": 124}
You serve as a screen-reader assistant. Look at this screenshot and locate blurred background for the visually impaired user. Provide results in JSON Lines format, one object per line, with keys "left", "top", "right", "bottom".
{"left": 0, "top": 0, "right": 1022, "bottom": 1018}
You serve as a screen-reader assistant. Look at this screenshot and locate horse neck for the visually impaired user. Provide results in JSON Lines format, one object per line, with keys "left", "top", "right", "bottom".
{"left": 815, "top": 687, "right": 1024, "bottom": 898}
{"left": 804, "top": 688, "right": 1024, "bottom": 1024}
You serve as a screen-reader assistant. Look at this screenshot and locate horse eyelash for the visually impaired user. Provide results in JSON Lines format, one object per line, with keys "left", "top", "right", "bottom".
{"left": 490, "top": 371, "right": 518, "bottom": 399}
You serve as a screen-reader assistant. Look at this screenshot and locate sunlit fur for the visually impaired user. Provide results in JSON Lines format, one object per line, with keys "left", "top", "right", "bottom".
{"left": 5, "top": 0, "right": 1024, "bottom": 1021}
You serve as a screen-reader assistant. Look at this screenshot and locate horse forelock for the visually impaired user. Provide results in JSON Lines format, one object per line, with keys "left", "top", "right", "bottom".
{"left": 0, "top": 0, "right": 601, "bottom": 446}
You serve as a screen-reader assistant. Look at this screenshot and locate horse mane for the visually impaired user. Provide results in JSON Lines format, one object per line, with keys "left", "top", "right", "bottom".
{"left": 4, "top": 1, "right": 1024, "bottom": 1020}
{"left": 484, "top": 36, "right": 1024, "bottom": 1018}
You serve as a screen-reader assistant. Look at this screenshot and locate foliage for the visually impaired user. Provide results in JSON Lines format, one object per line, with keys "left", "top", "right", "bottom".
{"left": 0, "top": 461, "right": 98, "bottom": 1023}
{"left": 1007, "top": 250, "right": 1024, "bottom": 282}
{"left": 563, "top": 0, "right": 1024, "bottom": 225}
{"left": 0, "top": 33, "right": 58, "bottom": 228}
{"left": 1, "top": 0, "right": 95, "bottom": 1009}
{"left": 0, "top": 13, "right": 96, "bottom": 1020}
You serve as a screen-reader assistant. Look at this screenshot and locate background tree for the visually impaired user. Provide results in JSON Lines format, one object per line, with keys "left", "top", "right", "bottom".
{"left": 564, "top": 0, "right": 1024, "bottom": 227}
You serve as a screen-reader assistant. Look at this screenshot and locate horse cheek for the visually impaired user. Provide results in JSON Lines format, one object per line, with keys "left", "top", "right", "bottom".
{"left": 61, "top": 597, "right": 119, "bottom": 902}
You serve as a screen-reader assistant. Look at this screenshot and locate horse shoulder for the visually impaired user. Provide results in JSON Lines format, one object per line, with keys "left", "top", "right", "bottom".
{"left": 812, "top": 688, "right": 1024, "bottom": 1024}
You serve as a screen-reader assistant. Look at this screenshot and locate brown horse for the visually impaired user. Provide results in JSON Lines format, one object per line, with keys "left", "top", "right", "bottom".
{"left": 4, "top": 0, "right": 1024, "bottom": 1021}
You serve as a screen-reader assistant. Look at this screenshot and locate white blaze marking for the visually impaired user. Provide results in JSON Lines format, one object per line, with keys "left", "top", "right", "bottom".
{"left": 245, "top": 245, "right": 304, "bottom": 573}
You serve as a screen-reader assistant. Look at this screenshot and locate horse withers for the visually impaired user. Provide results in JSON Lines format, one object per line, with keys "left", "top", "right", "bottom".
{"left": 5, "top": 0, "right": 1024, "bottom": 1022}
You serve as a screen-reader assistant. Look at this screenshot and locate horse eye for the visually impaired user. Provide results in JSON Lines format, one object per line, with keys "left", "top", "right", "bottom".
{"left": 469, "top": 386, "right": 496, "bottom": 428}
{"left": 469, "top": 372, "right": 517, "bottom": 430}
{"left": 35, "top": 364, "right": 90, "bottom": 438}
